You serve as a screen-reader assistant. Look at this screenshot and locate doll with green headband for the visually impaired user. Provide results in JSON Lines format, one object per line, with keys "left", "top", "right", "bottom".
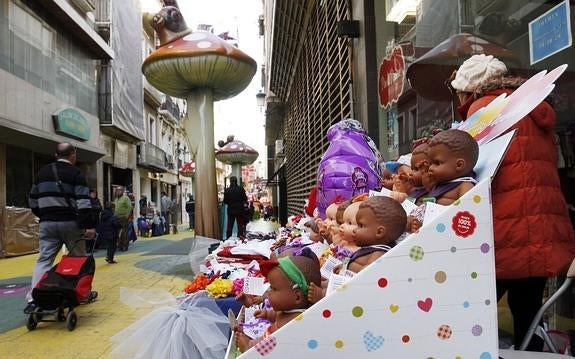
{"left": 235, "top": 248, "right": 321, "bottom": 353}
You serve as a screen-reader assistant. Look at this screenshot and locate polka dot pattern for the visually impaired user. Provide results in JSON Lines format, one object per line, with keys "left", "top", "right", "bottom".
{"left": 436, "top": 325, "right": 452, "bottom": 340}
{"left": 352, "top": 306, "right": 363, "bottom": 318}
{"left": 378, "top": 278, "right": 388, "bottom": 288}
{"left": 307, "top": 339, "right": 318, "bottom": 349}
{"left": 292, "top": 181, "right": 497, "bottom": 357}
{"left": 409, "top": 246, "right": 424, "bottom": 261}
{"left": 434, "top": 271, "right": 447, "bottom": 283}
{"left": 472, "top": 324, "right": 483, "bottom": 336}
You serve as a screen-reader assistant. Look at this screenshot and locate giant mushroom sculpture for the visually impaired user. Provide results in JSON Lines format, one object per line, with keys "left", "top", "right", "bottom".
{"left": 216, "top": 136, "right": 259, "bottom": 184}
{"left": 142, "top": 2, "right": 256, "bottom": 238}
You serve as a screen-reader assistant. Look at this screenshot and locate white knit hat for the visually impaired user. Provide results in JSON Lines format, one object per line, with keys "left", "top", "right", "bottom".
{"left": 451, "top": 54, "right": 508, "bottom": 93}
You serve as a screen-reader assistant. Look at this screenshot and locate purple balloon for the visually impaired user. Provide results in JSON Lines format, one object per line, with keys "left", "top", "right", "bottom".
{"left": 317, "top": 119, "right": 383, "bottom": 218}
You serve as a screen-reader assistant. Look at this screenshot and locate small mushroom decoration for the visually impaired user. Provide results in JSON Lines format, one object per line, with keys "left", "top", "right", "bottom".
{"left": 179, "top": 161, "right": 195, "bottom": 177}
{"left": 216, "top": 136, "right": 259, "bottom": 183}
{"left": 142, "top": 1, "right": 256, "bottom": 239}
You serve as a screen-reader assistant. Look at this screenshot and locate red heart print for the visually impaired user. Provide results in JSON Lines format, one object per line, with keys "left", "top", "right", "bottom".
{"left": 417, "top": 297, "right": 433, "bottom": 312}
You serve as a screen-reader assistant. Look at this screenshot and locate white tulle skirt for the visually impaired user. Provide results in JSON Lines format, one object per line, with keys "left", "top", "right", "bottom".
{"left": 110, "top": 291, "right": 229, "bottom": 359}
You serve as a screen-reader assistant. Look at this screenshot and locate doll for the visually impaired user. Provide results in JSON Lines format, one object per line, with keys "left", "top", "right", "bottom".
{"left": 346, "top": 196, "right": 407, "bottom": 273}
{"left": 308, "top": 195, "right": 366, "bottom": 303}
{"left": 409, "top": 142, "right": 432, "bottom": 204}
{"left": 235, "top": 248, "right": 321, "bottom": 353}
{"left": 425, "top": 129, "right": 479, "bottom": 205}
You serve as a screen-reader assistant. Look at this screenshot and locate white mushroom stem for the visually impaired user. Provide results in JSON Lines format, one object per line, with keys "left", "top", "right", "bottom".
{"left": 183, "top": 90, "right": 220, "bottom": 238}
{"left": 231, "top": 164, "right": 241, "bottom": 185}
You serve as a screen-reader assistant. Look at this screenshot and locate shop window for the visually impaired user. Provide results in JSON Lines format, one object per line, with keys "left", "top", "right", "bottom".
{"left": 5, "top": 145, "right": 35, "bottom": 207}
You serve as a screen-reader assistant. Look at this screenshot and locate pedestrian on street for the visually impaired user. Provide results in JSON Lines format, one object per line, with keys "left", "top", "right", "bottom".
{"left": 185, "top": 194, "right": 195, "bottom": 231}
{"left": 139, "top": 194, "right": 148, "bottom": 216}
{"left": 223, "top": 176, "right": 247, "bottom": 239}
{"left": 99, "top": 202, "right": 121, "bottom": 264}
{"left": 113, "top": 186, "right": 133, "bottom": 251}
{"left": 25, "top": 142, "right": 96, "bottom": 313}
{"left": 449, "top": 54, "right": 575, "bottom": 351}
{"left": 88, "top": 188, "right": 102, "bottom": 252}
{"left": 160, "top": 191, "right": 173, "bottom": 234}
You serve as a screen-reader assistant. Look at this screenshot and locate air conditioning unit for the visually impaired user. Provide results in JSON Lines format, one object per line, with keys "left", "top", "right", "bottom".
{"left": 275, "top": 139, "right": 284, "bottom": 157}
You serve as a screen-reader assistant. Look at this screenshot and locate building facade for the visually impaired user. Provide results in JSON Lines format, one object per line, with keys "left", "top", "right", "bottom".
{"left": 0, "top": 0, "right": 111, "bottom": 209}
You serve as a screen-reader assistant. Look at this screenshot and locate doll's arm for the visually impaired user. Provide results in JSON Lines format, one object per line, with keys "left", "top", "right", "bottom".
{"left": 254, "top": 308, "right": 276, "bottom": 322}
{"left": 457, "top": 182, "right": 475, "bottom": 199}
{"left": 234, "top": 326, "right": 260, "bottom": 353}
{"left": 406, "top": 215, "right": 422, "bottom": 233}
{"left": 348, "top": 251, "right": 385, "bottom": 273}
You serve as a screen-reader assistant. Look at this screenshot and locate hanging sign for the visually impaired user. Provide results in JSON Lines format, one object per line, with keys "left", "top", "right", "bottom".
{"left": 378, "top": 46, "right": 405, "bottom": 108}
{"left": 52, "top": 108, "right": 91, "bottom": 141}
{"left": 529, "top": 0, "right": 572, "bottom": 65}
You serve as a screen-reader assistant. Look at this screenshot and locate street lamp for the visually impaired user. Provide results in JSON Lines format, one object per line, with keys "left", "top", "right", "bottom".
{"left": 256, "top": 90, "right": 266, "bottom": 109}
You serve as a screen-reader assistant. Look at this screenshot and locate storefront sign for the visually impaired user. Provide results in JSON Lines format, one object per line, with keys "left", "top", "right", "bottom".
{"left": 529, "top": 0, "right": 572, "bottom": 65}
{"left": 52, "top": 108, "right": 91, "bottom": 141}
{"left": 378, "top": 46, "right": 405, "bottom": 108}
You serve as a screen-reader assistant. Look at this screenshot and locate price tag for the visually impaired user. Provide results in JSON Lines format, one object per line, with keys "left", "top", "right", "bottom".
{"left": 326, "top": 273, "right": 349, "bottom": 296}
{"left": 244, "top": 306, "right": 257, "bottom": 322}
{"left": 308, "top": 242, "right": 329, "bottom": 259}
{"left": 243, "top": 277, "right": 269, "bottom": 296}
{"left": 320, "top": 256, "right": 342, "bottom": 279}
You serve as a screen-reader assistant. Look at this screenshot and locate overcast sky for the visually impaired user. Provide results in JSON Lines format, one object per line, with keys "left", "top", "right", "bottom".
{"left": 141, "top": 0, "right": 266, "bottom": 175}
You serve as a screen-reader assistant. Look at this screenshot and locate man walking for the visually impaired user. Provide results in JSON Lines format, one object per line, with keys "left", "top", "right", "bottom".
{"left": 25, "top": 142, "right": 96, "bottom": 312}
{"left": 185, "top": 194, "right": 195, "bottom": 231}
{"left": 113, "top": 186, "right": 132, "bottom": 251}
{"left": 160, "top": 191, "right": 173, "bottom": 234}
{"left": 223, "top": 176, "right": 247, "bottom": 239}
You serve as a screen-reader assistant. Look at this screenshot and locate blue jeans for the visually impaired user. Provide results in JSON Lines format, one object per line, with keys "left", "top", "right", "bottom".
{"left": 27, "top": 221, "right": 85, "bottom": 302}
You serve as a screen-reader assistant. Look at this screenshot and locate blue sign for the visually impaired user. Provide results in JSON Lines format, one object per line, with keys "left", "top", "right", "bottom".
{"left": 529, "top": 0, "right": 572, "bottom": 65}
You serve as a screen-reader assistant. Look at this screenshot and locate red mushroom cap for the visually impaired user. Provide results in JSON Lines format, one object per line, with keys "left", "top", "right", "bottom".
{"left": 215, "top": 140, "right": 259, "bottom": 165}
{"left": 142, "top": 31, "right": 257, "bottom": 100}
{"left": 179, "top": 161, "right": 195, "bottom": 177}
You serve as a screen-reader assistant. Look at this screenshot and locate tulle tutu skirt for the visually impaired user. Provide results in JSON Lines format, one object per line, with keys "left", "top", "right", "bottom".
{"left": 110, "top": 291, "right": 229, "bottom": 359}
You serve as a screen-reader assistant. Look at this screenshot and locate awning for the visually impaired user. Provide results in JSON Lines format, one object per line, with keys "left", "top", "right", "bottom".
{"left": 0, "top": 118, "right": 105, "bottom": 162}
{"left": 406, "top": 33, "right": 519, "bottom": 102}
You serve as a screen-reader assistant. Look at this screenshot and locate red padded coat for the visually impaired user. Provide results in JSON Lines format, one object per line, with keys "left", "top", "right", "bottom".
{"left": 463, "top": 88, "right": 575, "bottom": 279}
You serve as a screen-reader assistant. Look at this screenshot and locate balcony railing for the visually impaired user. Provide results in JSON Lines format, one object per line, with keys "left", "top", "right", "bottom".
{"left": 137, "top": 143, "right": 168, "bottom": 173}
{"left": 158, "top": 96, "right": 181, "bottom": 123}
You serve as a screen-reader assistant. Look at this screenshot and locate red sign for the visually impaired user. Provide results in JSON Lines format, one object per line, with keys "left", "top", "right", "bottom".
{"left": 378, "top": 46, "right": 405, "bottom": 109}
{"left": 451, "top": 211, "right": 477, "bottom": 238}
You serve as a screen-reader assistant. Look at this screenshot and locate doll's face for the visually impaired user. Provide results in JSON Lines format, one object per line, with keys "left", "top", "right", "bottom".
{"left": 410, "top": 153, "right": 428, "bottom": 187}
{"left": 339, "top": 202, "right": 361, "bottom": 244}
{"left": 427, "top": 144, "right": 465, "bottom": 184}
{"left": 392, "top": 165, "right": 413, "bottom": 194}
{"left": 267, "top": 267, "right": 303, "bottom": 312}
{"left": 354, "top": 205, "right": 385, "bottom": 247}
{"left": 381, "top": 169, "right": 394, "bottom": 190}
{"left": 324, "top": 204, "right": 339, "bottom": 237}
